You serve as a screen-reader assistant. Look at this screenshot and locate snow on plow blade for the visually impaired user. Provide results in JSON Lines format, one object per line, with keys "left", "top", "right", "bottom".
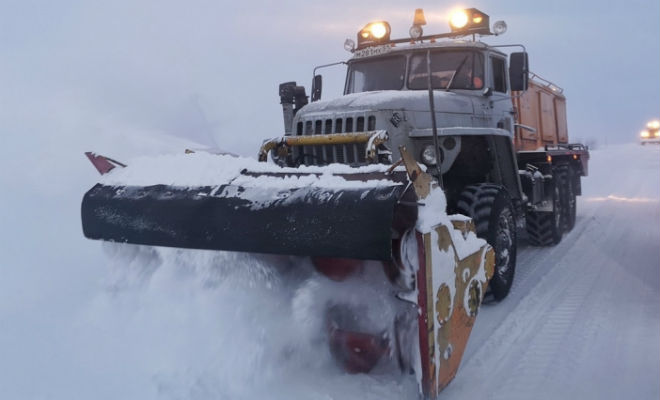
{"left": 81, "top": 179, "right": 410, "bottom": 260}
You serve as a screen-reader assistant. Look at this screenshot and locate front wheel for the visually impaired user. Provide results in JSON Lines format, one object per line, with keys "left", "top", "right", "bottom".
{"left": 453, "top": 184, "right": 517, "bottom": 301}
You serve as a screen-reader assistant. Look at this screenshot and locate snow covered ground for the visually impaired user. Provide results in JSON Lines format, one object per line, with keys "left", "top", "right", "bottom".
{"left": 445, "top": 143, "right": 660, "bottom": 399}
{"left": 0, "top": 140, "right": 658, "bottom": 399}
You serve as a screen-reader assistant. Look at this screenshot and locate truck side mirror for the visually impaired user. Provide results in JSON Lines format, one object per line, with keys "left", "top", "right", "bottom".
{"left": 509, "top": 52, "right": 529, "bottom": 92}
{"left": 311, "top": 75, "right": 323, "bottom": 102}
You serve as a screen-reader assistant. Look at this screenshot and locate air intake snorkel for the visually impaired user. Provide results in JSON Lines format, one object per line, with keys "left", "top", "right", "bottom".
{"left": 279, "top": 82, "right": 308, "bottom": 135}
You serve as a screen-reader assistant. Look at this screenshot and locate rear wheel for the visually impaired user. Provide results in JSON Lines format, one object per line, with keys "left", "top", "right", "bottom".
{"left": 454, "top": 184, "right": 516, "bottom": 301}
{"left": 526, "top": 171, "right": 563, "bottom": 246}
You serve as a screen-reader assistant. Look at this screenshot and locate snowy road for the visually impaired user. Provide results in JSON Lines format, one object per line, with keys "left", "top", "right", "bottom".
{"left": 0, "top": 142, "right": 658, "bottom": 399}
{"left": 445, "top": 143, "right": 660, "bottom": 399}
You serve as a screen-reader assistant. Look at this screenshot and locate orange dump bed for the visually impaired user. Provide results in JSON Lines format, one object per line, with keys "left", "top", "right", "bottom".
{"left": 513, "top": 77, "right": 568, "bottom": 152}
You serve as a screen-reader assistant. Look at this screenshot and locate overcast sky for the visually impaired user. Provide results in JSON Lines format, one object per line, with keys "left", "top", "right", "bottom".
{"left": 1, "top": 0, "right": 658, "bottom": 157}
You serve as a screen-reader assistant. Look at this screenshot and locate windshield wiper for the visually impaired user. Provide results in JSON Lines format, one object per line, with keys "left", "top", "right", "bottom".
{"left": 445, "top": 55, "right": 469, "bottom": 91}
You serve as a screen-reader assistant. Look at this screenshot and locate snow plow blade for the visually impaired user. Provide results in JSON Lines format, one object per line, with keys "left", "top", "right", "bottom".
{"left": 80, "top": 146, "right": 494, "bottom": 399}
{"left": 81, "top": 178, "right": 411, "bottom": 260}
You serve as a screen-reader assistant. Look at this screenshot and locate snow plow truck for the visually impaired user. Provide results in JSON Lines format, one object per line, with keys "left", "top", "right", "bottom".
{"left": 640, "top": 119, "right": 660, "bottom": 144}
{"left": 81, "top": 7, "right": 589, "bottom": 398}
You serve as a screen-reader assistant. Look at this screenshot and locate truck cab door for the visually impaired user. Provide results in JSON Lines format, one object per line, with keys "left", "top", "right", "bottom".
{"left": 488, "top": 55, "right": 515, "bottom": 134}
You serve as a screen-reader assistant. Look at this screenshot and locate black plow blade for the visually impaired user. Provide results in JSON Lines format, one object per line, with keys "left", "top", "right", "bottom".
{"left": 81, "top": 182, "right": 410, "bottom": 260}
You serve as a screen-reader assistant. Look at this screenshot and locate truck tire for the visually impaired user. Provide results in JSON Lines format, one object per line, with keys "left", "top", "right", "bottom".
{"left": 454, "top": 184, "right": 516, "bottom": 301}
{"left": 526, "top": 173, "right": 563, "bottom": 246}
{"left": 561, "top": 166, "right": 576, "bottom": 232}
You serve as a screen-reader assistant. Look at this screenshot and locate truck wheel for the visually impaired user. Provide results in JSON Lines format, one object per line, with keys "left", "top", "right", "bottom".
{"left": 526, "top": 174, "right": 563, "bottom": 246}
{"left": 561, "top": 166, "right": 576, "bottom": 232}
{"left": 454, "top": 184, "right": 516, "bottom": 301}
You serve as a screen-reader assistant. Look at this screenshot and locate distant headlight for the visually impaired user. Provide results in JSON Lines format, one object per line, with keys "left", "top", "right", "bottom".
{"left": 421, "top": 145, "right": 437, "bottom": 165}
{"left": 641, "top": 130, "right": 650, "bottom": 138}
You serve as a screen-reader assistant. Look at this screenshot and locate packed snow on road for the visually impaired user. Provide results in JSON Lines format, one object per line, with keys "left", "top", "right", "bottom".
{"left": 0, "top": 139, "right": 658, "bottom": 399}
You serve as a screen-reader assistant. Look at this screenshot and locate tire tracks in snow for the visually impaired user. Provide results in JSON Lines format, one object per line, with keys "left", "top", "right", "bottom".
{"left": 444, "top": 145, "right": 660, "bottom": 399}
{"left": 458, "top": 209, "right": 595, "bottom": 366}
{"left": 442, "top": 198, "right": 615, "bottom": 399}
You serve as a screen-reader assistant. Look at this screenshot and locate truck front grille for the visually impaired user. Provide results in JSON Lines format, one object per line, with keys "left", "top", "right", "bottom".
{"left": 293, "top": 115, "right": 377, "bottom": 166}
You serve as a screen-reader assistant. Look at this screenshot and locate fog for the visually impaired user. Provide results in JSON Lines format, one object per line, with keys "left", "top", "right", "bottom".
{"left": 0, "top": 2, "right": 658, "bottom": 399}
{"left": 2, "top": 0, "right": 658, "bottom": 158}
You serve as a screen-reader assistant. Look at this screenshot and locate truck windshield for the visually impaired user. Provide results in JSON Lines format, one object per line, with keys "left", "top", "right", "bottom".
{"left": 409, "top": 51, "right": 484, "bottom": 90}
{"left": 346, "top": 56, "right": 406, "bottom": 93}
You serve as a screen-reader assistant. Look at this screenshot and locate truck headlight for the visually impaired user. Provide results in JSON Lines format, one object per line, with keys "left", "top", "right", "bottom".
{"left": 641, "top": 130, "right": 650, "bottom": 138}
{"left": 421, "top": 145, "right": 437, "bottom": 165}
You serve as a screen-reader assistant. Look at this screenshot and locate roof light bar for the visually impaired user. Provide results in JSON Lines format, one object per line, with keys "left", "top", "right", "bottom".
{"left": 353, "top": 7, "right": 504, "bottom": 51}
